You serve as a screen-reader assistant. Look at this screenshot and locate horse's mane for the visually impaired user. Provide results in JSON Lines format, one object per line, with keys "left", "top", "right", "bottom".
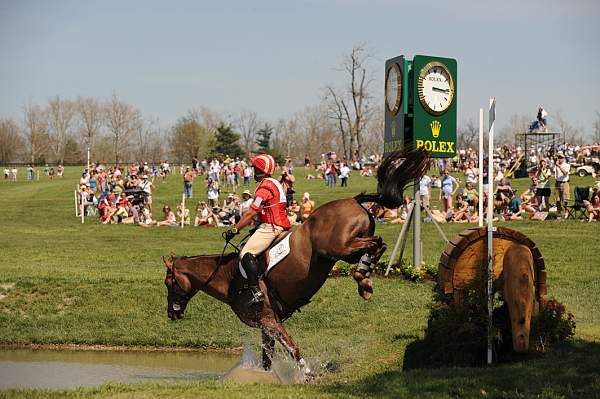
{"left": 355, "top": 147, "right": 430, "bottom": 209}
{"left": 173, "top": 252, "right": 239, "bottom": 265}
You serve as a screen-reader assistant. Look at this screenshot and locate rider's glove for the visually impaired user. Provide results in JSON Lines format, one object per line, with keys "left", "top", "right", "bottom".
{"left": 224, "top": 227, "right": 239, "bottom": 241}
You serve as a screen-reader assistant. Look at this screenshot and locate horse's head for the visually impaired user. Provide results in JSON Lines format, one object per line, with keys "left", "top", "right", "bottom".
{"left": 163, "top": 255, "right": 193, "bottom": 320}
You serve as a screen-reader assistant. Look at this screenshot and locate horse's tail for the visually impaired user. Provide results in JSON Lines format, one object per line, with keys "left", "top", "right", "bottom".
{"left": 354, "top": 148, "right": 430, "bottom": 209}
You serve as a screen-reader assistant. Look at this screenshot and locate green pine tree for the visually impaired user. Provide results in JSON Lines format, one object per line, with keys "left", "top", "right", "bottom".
{"left": 210, "top": 123, "right": 244, "bottom": 159}
{"left": 255, "top": 123, "right": 273, "bottom": 153}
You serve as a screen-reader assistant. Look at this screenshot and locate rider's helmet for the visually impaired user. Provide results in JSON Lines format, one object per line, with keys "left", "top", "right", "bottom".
{"left": 250, "top": 154, "right": 275, "bottom": 176}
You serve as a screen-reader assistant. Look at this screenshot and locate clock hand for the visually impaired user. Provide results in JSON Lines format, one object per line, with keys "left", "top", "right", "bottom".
{"left": 432, "top": 87, "right": 449, "bottom": 93}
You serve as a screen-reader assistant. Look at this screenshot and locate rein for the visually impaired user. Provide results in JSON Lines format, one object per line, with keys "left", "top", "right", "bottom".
{"left": 171, "top": 231, "right": 253, "bottom": 300}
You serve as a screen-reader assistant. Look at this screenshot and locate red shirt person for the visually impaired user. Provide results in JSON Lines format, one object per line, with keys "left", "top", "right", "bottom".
{"left": 225, "top": 154, "right": 290, "bottom": 305}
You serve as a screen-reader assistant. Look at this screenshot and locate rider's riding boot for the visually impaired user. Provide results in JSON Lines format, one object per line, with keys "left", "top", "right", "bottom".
{"left": 241, "top": 253, "right": 264, "bottom": 304}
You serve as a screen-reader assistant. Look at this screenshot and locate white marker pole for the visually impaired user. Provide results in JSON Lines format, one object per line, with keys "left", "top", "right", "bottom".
{"left": 74, "top": 190, "right": 79, "bottom": 217}
{"left": 478, "top": 108, "right": 484, "bottom": 227}
{"left": 87, "top": 147, "right": 90, "bottom": 175}
{"left": 181, "top": 193, "right": 185, "bottom": 228}
{"left": 80, "top": 192, "right": 85, "bottom": 224}
{"left": 487, "top": 98, "right": 496, "bottom": 365}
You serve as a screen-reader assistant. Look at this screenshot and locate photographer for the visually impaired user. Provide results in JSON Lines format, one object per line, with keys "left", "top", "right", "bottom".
{"left": 279, "top": 168, "right": 295, "bottom": 207}
{"left": 554, "top": 152, "right": 571, "bottom": 218}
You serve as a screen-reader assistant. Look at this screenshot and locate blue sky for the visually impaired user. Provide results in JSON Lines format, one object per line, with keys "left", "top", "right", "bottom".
{"left": 1, "top": 0, "right": 599, "bottom": 135}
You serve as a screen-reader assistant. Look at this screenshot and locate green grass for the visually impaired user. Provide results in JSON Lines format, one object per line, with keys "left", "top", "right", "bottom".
{"left": 0, "top": 167, "right": 599, "bottom": 398}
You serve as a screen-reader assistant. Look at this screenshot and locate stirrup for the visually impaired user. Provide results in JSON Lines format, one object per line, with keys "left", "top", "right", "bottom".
{"left": 249, "top": 286, "right": 264, "bottom": 304}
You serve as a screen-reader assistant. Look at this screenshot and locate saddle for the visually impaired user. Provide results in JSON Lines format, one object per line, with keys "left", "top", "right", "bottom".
{"left": 228, "top": 230, "right": 302, "bottom": 320}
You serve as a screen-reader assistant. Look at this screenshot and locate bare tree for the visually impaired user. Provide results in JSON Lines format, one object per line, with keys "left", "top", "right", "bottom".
{"left": 235, "top": 109, "right": 260, "bottom": 156}
{"left": 76, "top": 96, "right": 103, "bottom": 159}
{"left": 361, "top": 107, "right": 384, "bottom": 157}
{"left": 146, "top": 128, "right": 167, "bottom": 163}
{"left": 553, "top": 110, "right": 583, "bottom": 145}
{"left": 104, "top": 93, "right": 142, "bottom": 163}
{"left": 47, "top": 96, "right": 76, "bottom": 164}
{"left": 135, "top": 117, "right": 160, "bottom": 161}
{"left": 593, "top": 111, "right": 600, "bottom": 144}
{"left": 23, "top": 102, "right": 49, "bottom": 164}
{"left": 324, "top": 45, "right": 375, "bottom": 161}
{"left": 497, "top": 113, "right": 529, "bottom": 146}
{"left": 458, "top": 119, "right": 479, "bottom": 149}
{"left": 0, "top": 118, "right": 24, "bottom": 164}
{"left": 324, "top": 87, "right": 350, "bottom": 160}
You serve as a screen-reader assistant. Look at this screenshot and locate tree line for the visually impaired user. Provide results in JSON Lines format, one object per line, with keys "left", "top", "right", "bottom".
{"left": 2, "top": 45, "right": 598, "bottom": 166}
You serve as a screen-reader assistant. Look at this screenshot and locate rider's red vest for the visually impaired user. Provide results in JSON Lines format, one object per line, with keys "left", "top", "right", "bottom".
{"left": 250, "top": 177, "right": 291, "bottom": 229}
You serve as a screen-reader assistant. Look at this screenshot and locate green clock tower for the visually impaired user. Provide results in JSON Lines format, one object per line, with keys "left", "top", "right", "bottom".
{"left": 384, "top": 54, "right": 457, "bottom": 158}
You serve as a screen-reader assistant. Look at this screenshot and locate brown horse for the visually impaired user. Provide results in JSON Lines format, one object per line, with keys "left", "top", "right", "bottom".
{"left": 163, "top": 149, "right": 429, "bottom": 376}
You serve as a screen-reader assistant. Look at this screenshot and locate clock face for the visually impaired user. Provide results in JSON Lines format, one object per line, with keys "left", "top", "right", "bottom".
{"left": 385, "top": 63, "right": 402, "bottom": 115}
{"left": 417, "top": 61, "right": 455, "bottom": 115}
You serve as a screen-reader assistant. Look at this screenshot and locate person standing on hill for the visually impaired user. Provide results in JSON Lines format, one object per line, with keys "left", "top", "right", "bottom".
{"left": 183, "top": 166, "right": 194, "bottom": 199}
{"left": 340, "top": 162, "right": 351, "bottom": 187}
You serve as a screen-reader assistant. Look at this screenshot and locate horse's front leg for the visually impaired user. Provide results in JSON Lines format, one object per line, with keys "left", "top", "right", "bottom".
{"left": 261, "top": 330, "right": 275, "bottom": 370}
{"left": 352, "top": 238, "right": 386, "bottom": 300}
{"left": 262, "top": 321, "right": 311, "bottom": 379}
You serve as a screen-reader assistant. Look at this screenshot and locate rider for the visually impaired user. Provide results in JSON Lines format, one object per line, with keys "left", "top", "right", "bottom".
{"left": 224, "top": 154, "right": 291, "bottom": 304}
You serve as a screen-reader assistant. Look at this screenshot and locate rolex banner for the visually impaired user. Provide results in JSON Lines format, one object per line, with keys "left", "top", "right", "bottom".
{"left": 412, "top": 55, "right": 457, "bottom": 159}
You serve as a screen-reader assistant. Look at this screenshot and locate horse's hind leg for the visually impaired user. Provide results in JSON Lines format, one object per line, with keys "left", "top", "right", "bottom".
{"left": 335, "top": 235, "right": 382, "bottom": 258}
{"left": 261, "top": 330, "right": 275, "bottom": 370}
{"left": 352, "top": 239, "right": 387, "bottom": 300}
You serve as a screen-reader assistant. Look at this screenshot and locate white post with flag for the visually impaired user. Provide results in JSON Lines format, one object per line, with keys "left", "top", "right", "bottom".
{"left": 487, "top": 98, "right": 496, "bottom": 365}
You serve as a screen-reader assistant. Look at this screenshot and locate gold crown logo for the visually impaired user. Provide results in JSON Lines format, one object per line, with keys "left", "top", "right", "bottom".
{"left": 430, "top": 120, "right": 441, "bottom": 138}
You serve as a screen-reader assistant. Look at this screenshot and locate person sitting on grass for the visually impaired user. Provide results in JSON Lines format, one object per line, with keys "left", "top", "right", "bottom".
{"left": 452, "top": 194, "right": 473, "bottom": 223}
{"left": 120, "top": 203, "right": 140, "bottom": 225}
{"left": 112, "top": 192, "right": 130, "bottom": 223}
{"left": 388, "top": 196, "right": 411, "bottom": 224}
{"left": 194, "top": 201, "right": 216, "bottom": 227}
{"left": 240, "top": 190, "right": 253, "bottom": 216}
{"left": 461, "top": 181, "right": 479, "bottom": 208}
{"left": 494, "top": 178, "right": 514, "bottom": 214}
{"left": 360, "top": 167, "right": 373, "bottom": 177}
{"left": 503, "top": 196, "right": 524, "bottom": 220}
{"left": 287, "top": 199, "right": 302, "bottom": 225}
{"left": 301, "top": 192, "right": 315, "bottom": 222}
{"left": 137, "top": 207, "right": 155, "bottom": 227}
{"left": 151, "top": 205, "right": 178, "bottom": 227}
{"left": 583, "top": 189, "right": 600, "bottom": 223}
{"left": 177, "top": 204, "right": 191, "bottom": 226}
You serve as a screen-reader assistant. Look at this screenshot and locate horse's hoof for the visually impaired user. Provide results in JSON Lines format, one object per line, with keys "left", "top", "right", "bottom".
{"left": 358, "top": 279, "right": 373, "bottom": 300}
{"left": 352, "top": 271, "right": 373, "bottom": 300}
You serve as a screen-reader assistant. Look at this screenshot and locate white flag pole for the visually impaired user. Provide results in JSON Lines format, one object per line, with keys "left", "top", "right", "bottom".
{"left": 478, "top": 108, "right": 484, "bottom": 227}
{"left": 487, "top": 98, "right": 496, "bottom": 365}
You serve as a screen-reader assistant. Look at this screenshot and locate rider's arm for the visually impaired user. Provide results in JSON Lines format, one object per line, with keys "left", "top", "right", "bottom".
{"left": 234, "top": 208, "right": 258, "bottom": 232}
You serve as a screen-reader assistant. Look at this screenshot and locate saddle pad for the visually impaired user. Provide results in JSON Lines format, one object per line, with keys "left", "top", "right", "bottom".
{"left": 265, "top": 234, "right": 291, "bottom": 275}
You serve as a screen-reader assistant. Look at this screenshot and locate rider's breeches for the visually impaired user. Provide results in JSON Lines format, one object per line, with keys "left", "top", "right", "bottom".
{"left": 240, "top": 223, "right": 284, "bottom": 257}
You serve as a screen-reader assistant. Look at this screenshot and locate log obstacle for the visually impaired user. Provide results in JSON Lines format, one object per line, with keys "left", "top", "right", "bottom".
{"left": 438, "top": 226, "right": 547, "bottom": 353}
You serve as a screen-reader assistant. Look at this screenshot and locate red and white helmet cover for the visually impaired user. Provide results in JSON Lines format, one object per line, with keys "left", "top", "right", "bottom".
{"left": 250, "top": 154, "right": 275, "bottom": 175}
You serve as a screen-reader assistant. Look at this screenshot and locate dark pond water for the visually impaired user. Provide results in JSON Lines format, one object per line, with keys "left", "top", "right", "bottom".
{"left": 0, "top": 348, "right": 239, "bottom": 389}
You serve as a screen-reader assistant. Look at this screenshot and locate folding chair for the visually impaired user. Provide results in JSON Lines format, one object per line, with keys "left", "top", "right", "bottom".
{"left": 565, "top": 186, "right": 590, "bottom": 220}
